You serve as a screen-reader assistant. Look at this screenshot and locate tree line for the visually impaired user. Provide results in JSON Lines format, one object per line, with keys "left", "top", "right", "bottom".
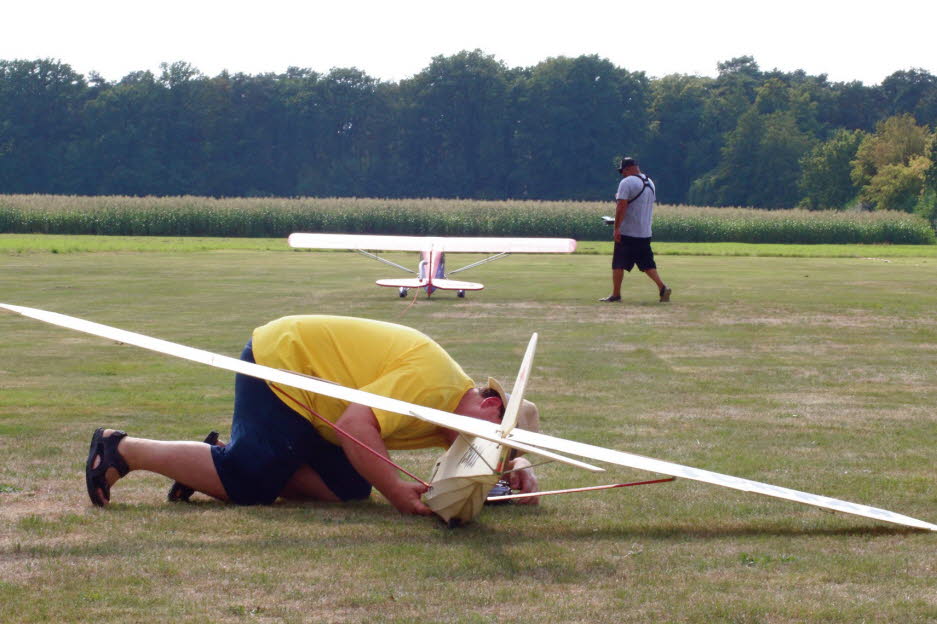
{"left": 1, "top": 53, "right": 936, "bottom": 221}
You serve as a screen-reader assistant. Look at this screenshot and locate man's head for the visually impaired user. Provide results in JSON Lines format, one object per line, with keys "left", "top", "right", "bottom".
{"left": 484, "top": 377, "right": 540, "bottom": 432}
{"left": 450, "top": 381, "right": 540, "bottom": 438}
{"left": 618, "top": 157, "right": 639, "bottom": 175}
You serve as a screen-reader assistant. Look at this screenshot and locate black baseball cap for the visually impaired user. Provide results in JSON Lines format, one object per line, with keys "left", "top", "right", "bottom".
{"left": 617, "top": 157, "right": 637, "bottom": 172}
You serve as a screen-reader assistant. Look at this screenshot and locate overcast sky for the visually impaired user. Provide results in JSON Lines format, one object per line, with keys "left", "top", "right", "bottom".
{"left": 4, "top": 0, "right": 935, "bottom": 86}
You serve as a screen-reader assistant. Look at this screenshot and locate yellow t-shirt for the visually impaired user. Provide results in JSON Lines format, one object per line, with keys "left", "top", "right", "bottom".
{"left": 251, "top": 315, "right": 474, "bottom": 450}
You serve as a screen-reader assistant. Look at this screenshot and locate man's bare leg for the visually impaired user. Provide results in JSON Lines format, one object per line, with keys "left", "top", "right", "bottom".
{"left": 600, "top": 268, "right": 625, "bottom": 301}
{"left": 93, "top": 429, "right": 228, "bottom": 504}
{"left": 643, "top": 268, "right": 671, "bottom": 301}
{"left": 643, "top": 268, "right": 665, "bottom": 290}
{"left": 611, "top": 268, "right": 624, "bottom": 297}
{"left": 279, "top": 465, "right": 342, "bottom": 502}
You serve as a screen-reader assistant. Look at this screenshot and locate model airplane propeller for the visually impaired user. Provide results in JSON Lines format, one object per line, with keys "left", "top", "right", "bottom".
{"left": 287, "top": 233, "right": 577, "bottom": 298}
{"left": 2, "top": 302, "right": 935, "bottom": 532}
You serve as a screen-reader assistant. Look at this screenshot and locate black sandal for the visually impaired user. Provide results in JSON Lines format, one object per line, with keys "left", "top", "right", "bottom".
{"left": 85, "top": 427, "right": 130, "bottom": 506}
{"left": 167, "top": 431, "right": 220, "bottom": 503}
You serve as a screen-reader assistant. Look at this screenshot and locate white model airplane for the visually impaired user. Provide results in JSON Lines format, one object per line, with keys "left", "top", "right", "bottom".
{"left": 2, "top": 302, "right": 935, "bottom": 532}
{"left": 287, "top": 233, "right": 577, "bottom": 298}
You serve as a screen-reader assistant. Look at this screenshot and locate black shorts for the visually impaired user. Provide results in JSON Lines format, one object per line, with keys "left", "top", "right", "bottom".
{"left": 211, "top": 341, "right": 372, "bottom": 505}
{"left": 612, "top": 236, "right": 656, "bottom": 272}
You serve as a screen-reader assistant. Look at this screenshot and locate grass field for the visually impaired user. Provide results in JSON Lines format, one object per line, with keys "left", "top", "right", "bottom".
{"left": 1, "top": 239, "right": 936, "bottom": 623}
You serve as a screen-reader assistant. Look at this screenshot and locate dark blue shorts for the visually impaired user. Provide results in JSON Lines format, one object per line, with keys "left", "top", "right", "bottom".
{"left": 211, "top": 341, "right": 372, "bottom": 505}
{"left": 612, "top": 236, "right": 656, "bottom": 272}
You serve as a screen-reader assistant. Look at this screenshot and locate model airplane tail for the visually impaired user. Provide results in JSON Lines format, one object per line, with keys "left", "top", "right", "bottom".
{"left": 375, "top": 278, "right": 428, "bottom": 289}
{"left": 422, "top": 278, "right": 484, "bottom": 291}
{"left": 375, "top": 278, "right": 484, "bottom": 291}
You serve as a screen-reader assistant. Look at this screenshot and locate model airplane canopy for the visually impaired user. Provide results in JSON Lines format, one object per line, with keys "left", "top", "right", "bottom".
{"left": 2, "top": 302, "right": 935, "bottom": 532}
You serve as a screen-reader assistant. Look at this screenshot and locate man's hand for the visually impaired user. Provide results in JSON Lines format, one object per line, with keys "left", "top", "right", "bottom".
{"left": 386, "top": 480, "right": 433, "bottom": 515}
{"left": 506, "top": 457, "right": 539, "bottom": 505}
{"left": 337, "top": 404, "right": 434, "bottom": 516}
{"left": 613, "top": 229, "right": 621, "bottom": 243}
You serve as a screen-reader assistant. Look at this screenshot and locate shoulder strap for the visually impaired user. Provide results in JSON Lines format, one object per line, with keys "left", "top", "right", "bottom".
{"left": 624, "top": 174, "right": 655, "bottom": 202}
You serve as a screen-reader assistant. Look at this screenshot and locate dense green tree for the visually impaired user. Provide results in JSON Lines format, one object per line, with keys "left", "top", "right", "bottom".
{"left": 880, "top": 69, "right": 937, "bottom": 126}
{"left": 851, "top": 115, "right": 933, "bottom": 212}
{"left": 0, "top": 59, "right": 88, "bottom": 193}
{"left": 690, "top": 104, "right": 814, "bottom": 208}
{"left": 917, "top": 134, "right": 937, "bottom": 224}
{"left": 397, "top": 50, "right": 511, "bottom": 198}
{"left": 82, "top": 70, "right": 170, "bottom": 195}
{"left": 675, "top": 56, "right": 765, "bottom": 204}
{"left": 3, "top": 54, "right": 937, "bottom": 210}
{"left": 513, "top": 55, "right": 649, "bottom": 199}
{"left": 825, "top": 80, "right": 885, "bottom": 132}
{"left": 926, "top": 133, "right": 937, "bottom": 191}
{"left": 798, "top": 129, "right": 865, "bottom": 209}
{"left": 851, "top": 114, "right": 931, "bottom": 190}
{"left": 644, "top": 74, "right": 712, "bottom": 203}
{"left": 860, "top": 156, "right": 930, "bottom": 212}
{"left": 711, "top": 56, "right": 762, "bottom": 118}
{"left": 298, "top": 67, "right": 390, "bottom": 197}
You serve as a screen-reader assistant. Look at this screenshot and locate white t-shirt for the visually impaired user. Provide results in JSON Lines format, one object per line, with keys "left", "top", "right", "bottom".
{"left": 615, "top": 174, "right": 656, "bottom": 238}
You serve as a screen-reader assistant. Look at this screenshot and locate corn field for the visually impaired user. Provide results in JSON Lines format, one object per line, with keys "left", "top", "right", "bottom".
{"left": 0, "top": 195, "right": 933, "bottom": 244}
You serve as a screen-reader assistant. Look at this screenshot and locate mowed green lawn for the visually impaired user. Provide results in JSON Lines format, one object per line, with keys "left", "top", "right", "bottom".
{"left": 1, "top": 240, "right": 935, "bottom": 623}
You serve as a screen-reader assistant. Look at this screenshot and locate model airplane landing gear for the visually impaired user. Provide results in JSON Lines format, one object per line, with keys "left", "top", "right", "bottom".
{"left": 457, "top": 290, "right": 465, "bottom": 298}
{"left": 399, "top": 287, "right": 408, "bottom": 298}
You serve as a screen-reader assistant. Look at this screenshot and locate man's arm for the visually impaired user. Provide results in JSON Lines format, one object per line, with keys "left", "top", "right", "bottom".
{"left": 335, "top": 403, "right": 433, "bottom": 515}
{"left": 613, "top": 198, "right": 628, "bottom": 243}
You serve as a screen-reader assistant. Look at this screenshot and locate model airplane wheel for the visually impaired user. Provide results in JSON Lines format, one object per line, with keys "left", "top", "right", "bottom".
{"left": 399, "top": 288, "right": 408, "bottom": 298}
{"left": 457, "top": 290, "right": 466, "bottom": 298}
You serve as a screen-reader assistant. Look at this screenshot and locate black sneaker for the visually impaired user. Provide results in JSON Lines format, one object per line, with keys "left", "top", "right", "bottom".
{"left": 599, "top": 295, "right": 621, "bottom": 302}
{"left": 659, "top": 286, "right": 672, "bottom": 302}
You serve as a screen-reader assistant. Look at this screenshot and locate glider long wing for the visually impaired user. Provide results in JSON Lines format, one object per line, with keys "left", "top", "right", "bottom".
{"left": 288, "top": 233, "right": 577, "bottom": 254}
{"left": 503, "top": 428, "right": 937, "bottom": 532}
{"left": 2, "top": 303, "right": 934, "bottom": 531}
{"left": 0, "top": 303, "right": 598, "bottom": 473}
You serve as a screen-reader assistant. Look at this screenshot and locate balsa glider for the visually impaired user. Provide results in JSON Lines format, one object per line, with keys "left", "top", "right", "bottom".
{"left": 287, "top": 233, "right": 577, "bottom": 298}
{"left": 1, "top": 302, "right": 935, "bottom": 532}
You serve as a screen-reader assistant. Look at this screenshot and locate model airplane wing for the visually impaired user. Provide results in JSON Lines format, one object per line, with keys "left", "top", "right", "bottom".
{"left": 0, "top": 303, "right": 597, "bottom": 473}
{"left": 288, "top": 233, "right": 577, "bottom": 254}
{"left": 503, "top": 427, "right": 937, "bottom": 532}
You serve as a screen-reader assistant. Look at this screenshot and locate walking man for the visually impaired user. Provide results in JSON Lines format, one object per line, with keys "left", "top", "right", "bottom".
{"left": 600, "top": 157, "right": 671, "bottom": 303}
